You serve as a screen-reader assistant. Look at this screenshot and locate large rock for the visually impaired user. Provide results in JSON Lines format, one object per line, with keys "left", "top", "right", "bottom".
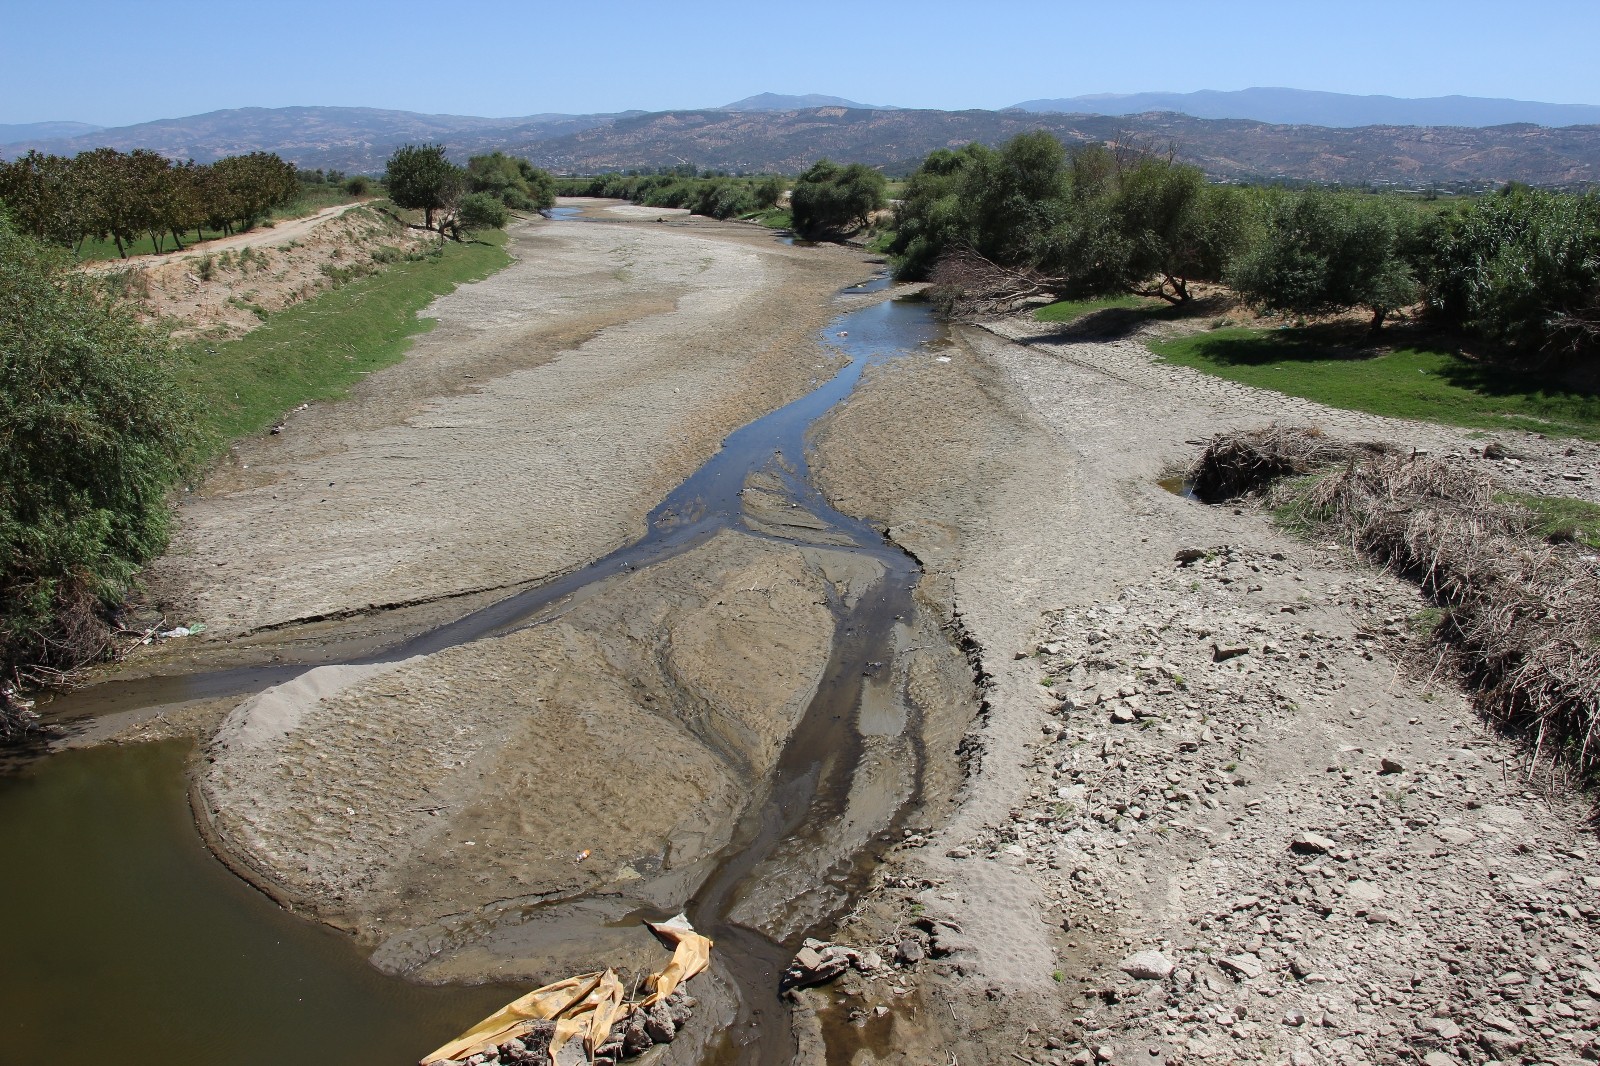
{"left": 1119, "top": 950, "right": 1174, "bottom": 980}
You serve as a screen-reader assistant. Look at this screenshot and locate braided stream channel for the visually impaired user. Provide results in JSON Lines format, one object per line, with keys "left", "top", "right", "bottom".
{"left": 4, "top": 221, "right": 975, "bottom": 1065}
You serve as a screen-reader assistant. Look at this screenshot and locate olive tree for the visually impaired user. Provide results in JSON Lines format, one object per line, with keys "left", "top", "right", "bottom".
{"left": 1231, "top": 189, "right": 1421, "bottom": 330}
{"left": 385, "top": 143, "right": 463, "bottom": 230}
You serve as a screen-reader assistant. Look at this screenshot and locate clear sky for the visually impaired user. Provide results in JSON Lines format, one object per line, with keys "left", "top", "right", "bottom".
{"left": 4, "top": 0, "right": 1598, "bottom": 126}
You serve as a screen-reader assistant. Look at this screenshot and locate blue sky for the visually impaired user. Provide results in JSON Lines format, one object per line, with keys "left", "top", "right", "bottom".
{"left": 4, "top": 0, "right": 1598, "bottom": 125}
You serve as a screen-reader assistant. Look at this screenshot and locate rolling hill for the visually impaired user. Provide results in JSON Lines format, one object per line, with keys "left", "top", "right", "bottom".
{"left": 4, "top": 102, "right": 1597, "bottom": 187}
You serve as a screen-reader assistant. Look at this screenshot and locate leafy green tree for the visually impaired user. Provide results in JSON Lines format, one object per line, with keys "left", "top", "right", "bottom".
{"left": 456, "top": 191, "right": 509, "bottom": 231}
{"left": 1060, "top": 155, "right": 1255, "bottom": 304}
{"left": 386, "top": 143, "right": 464, "bottom": 230}
{"left": 790, "top": 159, "right": 887, "bottom": 238}
{"left": 464, "top": 152, "right": 556, "bottom": 211}
{"left": 0, "top": 217, "right": 194, "bottom": 723}
{"left": 1231, "top": 189, "right": 1421, "bottom": 330}
{"left": 887, "top": 144, "right": 992, "bottom": 279}
{"left": 1428, "top": 185, "right": 1600, "bottom": 356}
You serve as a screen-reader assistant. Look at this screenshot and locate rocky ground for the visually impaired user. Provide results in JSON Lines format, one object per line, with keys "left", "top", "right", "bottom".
{"left": 806, "top": 310, "right": 1600, "bottom": 1066}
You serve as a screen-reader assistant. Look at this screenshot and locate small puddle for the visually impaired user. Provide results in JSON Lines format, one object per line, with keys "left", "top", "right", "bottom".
{"left": 1159, "top": 474, "right": 1203, "bottom": 502}
{"left": 13, "top": 208, "right": 960, "bottom": 1066}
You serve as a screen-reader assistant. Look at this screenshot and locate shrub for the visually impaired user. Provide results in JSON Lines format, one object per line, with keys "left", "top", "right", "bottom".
{"left": 0, "top": 218, "right": 194, "bottom": 718}
{"left": 790, "top": 159, "right": 887, "bottom": 239}
{"left": 344, "top": 175, "right": 371, "bottom": 196}
{"left": 1428, "top": 186, "right": 1600, "bottom": 358}
{"left": 457, "top": 191, "right": 509, "bottom": 231}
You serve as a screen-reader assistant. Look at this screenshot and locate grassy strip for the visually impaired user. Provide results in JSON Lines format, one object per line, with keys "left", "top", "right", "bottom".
{"left": 745, "top": 208, "right": 792, "bottom": 229}
{"left": 1501, "top": 493, "right": 1600, "bottom": 550}
{"left": 1034, "top": 294, "right": 1168, "bottom": 322}
{"left": 1149, "top": 326, "right": 1600, "bottom": 440}
{"left": 175, "top": 230, "right": 509, "bottom": 454}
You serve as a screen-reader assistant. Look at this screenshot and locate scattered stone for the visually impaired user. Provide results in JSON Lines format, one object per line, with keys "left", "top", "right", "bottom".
{"left": 1421, "top": 1018, "right": 1463, "bottom": 1041}
{"left": 1218, "top": 953, "right": 1264, "bottom": 980}
{"left": 1290, "top": 832, "right": 1337, "bottom": 855}
{"left": 1212, "top": 643, "right": 1250, "bottom": 662}
{"left": 1118, "top": 950, "right": 1174, "bottom": 980}
{"left": 786, "top": 943, "right": 852, "bottom": 987}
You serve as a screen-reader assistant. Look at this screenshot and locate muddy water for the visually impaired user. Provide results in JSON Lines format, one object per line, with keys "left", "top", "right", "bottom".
{"left": 11, "top": 240, "right": 953, "bottom": 1063}
{"left": 0, "top": 742, "right": 516, "bottom": 1063}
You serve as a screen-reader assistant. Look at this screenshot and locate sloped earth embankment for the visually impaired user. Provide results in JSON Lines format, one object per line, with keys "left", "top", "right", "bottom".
{"left": 804, "top": 315, "right": 1600, "bottom": 1066}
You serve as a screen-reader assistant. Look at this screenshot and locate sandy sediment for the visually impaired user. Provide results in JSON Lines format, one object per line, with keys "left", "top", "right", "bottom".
{"left": 150, "top": 202, "right": 874, "bottom": 640}
{"left": 202, "top": 528, "right": 838, "bottom": 977}
{"left": 807, "top": 313, "right": 1600, "bottom": 1065}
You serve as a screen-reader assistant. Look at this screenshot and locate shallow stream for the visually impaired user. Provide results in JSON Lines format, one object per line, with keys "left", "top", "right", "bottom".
{"left": 4, "top": 216, "right": 955, "bottom": 1064}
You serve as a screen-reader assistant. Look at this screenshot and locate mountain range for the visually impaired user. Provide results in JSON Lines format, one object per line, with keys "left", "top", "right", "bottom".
{"left": 1009, "top": 87, "right": 1600, "bottom": 129}
{"left": 4, "top": 92, "right": 1599, "bottom": 187}
{"left": 719, "top": 93, "right": 896, "bottom": 111}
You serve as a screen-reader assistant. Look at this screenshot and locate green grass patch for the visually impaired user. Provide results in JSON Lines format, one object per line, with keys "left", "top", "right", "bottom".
{"left": 175, "top": 230, "right": 509, "bottom": 454}
{"left": 1149, "top": 326, "right": 1600, "bottom": 439}
{"left": 746, "top": 207, "right": 792, "bottom": 229}
{"left": 1501, "top": 493, "right": 1600, "bottom": 549}
{"left": 1034, "top": 294, "right": 1168, "bottom": 323}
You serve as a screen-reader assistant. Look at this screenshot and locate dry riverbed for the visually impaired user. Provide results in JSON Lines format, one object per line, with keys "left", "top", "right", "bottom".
{"left": 71, "top": 203, "right": 1600, "bottom": 1066}
{"left": 803, "top": 313, "right": 1600, "bottom": 1066}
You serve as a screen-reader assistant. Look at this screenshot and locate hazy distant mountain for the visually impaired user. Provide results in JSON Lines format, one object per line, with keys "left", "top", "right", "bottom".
{"left": 515, "top": 108, "right": 1599, "bottom": 186}
{"left": 0, "top": 120, "right": 103, "bottom": 142}
{"left": 1010, "top": 87, "right": 1600, "bottom": 128}
{"left": 0, "top": 106, "right": 616, "bottom": 171}
{"left": 4, "top": 103, "right": 1597, "bottom": 186}
{"left": 719, "top": 93, "right": 896, "bottom": 112}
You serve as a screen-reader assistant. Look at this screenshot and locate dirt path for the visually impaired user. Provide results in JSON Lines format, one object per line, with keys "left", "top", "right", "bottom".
{"left": 87, "top": 201, "right": 369, "bottom": 272}
{"left": 805, "top": 314, "right": 1600, "bottom": 1066}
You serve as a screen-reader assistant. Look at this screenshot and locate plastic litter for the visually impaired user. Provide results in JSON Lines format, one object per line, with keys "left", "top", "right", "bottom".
{"left": 419, "top": 915, "right": 712, "bottom": 1066}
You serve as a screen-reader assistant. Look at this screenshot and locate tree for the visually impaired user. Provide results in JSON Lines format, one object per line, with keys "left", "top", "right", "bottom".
{"left": 1231, "top": 189, "right": 1421, "bottom": 330}
{"left": 456, "top": 191, "right": 509, "bottom": 232}
{"left": 1061, "top": 154, "right": 1254, "bottom": 305}
{"left": 1428, "top": 185, "right": 1600, "bottom": 357}
{"left": 0, "top": 217, "right": 194, "bottom": 726}
{"left": 789, "top": 159, "right": 887, "bottom": 238}
{"left": 887, "top": 143, "right": 992, "bottom": 279}
{"left": 465, "top": 152, "right": 556, "bottom": 211}
{"left": 386, "top": 143, "right": 464, "bottom": 230}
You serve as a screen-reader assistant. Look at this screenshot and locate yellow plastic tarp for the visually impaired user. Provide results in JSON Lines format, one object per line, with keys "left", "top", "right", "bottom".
{"left": 420, "top": 915, "right": 713, "bottom": 1066}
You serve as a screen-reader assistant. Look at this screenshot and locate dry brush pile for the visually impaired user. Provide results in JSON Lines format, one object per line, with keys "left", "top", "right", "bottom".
{"left": 1191, "top": 425, "right": 1600, "bottom": 778}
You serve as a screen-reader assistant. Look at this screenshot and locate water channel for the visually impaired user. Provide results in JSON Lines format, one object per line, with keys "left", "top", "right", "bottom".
{"left": 2, "top": 213, "right": 954, "bottom": 1065}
